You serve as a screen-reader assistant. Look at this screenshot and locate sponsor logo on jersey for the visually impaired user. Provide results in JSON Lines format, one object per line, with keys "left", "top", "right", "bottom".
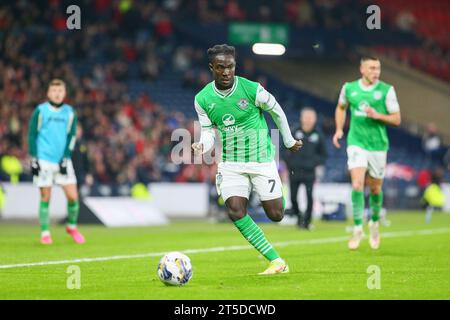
{"left": 373, "top": 91, "right": 382, "bottom": 100}
{"left": 222, "top": 114, "right": 236, "bottom": 126}
{"left": 359, "top": 101, "right": 370, "bottom": 110}
{"left": 47, "top": 116, "right": 66, "bottom": 123}
{"left": 354, "top": 101, "right": 370, "bottom": 117}
{"left": 208, "top": 103, "right": 216, "bottom": 109}
{"left": 237, "top": 98, "right": 248, "bottom": 109}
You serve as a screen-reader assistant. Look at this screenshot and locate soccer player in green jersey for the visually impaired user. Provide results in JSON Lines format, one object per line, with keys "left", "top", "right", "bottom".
{"left": 333, "top": 56, "right": 401, "bottom": 250}
{"left": 28, "top": 79, "right": 85, "bottom": 245}
{"left": 192, "top": 44, "right": 303, "bottom": 274}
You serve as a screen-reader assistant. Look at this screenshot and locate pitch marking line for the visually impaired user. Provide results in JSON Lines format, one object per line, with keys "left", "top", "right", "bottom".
{"left": 1, "top": 227, "right": 450, "bottom": 269}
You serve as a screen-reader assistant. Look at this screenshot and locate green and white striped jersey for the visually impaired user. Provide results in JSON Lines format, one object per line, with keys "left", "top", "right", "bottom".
{"left": 195, "top": 76, "right": 295, "bottom": 163}
{"left": 338, "top": 79, "right": 400, "bottom": 151}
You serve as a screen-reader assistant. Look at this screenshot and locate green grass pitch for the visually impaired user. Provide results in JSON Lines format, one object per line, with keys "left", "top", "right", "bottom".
{"left": 1, "top": 211, "right": 449, "bottom": 299}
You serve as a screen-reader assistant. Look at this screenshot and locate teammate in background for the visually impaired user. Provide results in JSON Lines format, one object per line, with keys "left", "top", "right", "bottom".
{"left": 333, "top": 56, "right": 401, "bottom": 250}
{"left": 28, "top": 79, "right": 85, "bottom": 245}
{"left": 192, "top": 44, "right": 302, "bottom": 274}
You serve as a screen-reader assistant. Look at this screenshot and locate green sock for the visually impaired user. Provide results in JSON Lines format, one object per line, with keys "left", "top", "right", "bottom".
{"left": 39, "top": 201, "right": 50, "bottom": 232}
{"left": 234, "top": 214, "right": 280, "bottom": 262}
{"left": 352, "top": 190, "right": 364, "bottom": 226}
{"left": 369, "top": 192, "right": 383, "bottom": 222}
{"left": 67, "top": 201, "right": 80, "bottom": 226}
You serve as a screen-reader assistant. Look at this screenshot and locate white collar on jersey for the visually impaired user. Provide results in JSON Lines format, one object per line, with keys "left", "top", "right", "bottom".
{"left": 213, "top": 76, "right": 238, "bottom": 98}
{"left": 358, "top": 78, "right": 379, "bottom": 91}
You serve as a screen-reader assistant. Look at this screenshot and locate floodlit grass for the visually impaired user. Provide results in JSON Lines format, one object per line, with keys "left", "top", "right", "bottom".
{"left": 0, "top": 211, "right": 449, "bottom": 299}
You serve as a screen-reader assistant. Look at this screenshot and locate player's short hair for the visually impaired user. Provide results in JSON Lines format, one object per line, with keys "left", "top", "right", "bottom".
{"left": 360, "top": 55, "right": 380, "bottom": 64}
{"left": 207, "top": 44, "right": 236, "bottom": 64}
{"left": 48, "top": 79, "right": 66, "bottom": 88}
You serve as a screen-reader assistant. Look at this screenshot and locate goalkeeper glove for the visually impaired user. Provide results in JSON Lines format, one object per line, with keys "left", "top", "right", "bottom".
{"left": 31, "top": 158, "right": 40, "bottom": 177}
{"left": 59, "top": 158, "right": 68, "bottom": 175}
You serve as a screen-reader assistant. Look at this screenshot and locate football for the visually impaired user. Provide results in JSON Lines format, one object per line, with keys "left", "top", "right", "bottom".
{"left": 157, "top": 252, "right": 193, "bottom": 286}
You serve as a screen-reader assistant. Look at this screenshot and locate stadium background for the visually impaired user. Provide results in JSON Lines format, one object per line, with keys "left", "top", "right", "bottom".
{"left": 0, "top": 0, "right": 449, "bottom": 222}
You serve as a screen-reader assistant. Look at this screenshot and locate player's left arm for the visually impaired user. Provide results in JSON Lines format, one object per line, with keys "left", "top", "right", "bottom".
{"left": 366, "top": 87, "right": 401, "bottom": 127}
{"left": 60, "top": 110, "right": 77, "bottom": 174}
{"left": 255, "top": 84, "right": 302, "bottom": 152}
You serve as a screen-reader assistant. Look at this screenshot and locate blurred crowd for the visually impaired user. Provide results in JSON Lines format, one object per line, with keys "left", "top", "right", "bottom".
{"left": 0, "top": 0, "right": 280, "bottom": 187}
{"left": 0, "top": 0, "right": 214, "bottom": 186}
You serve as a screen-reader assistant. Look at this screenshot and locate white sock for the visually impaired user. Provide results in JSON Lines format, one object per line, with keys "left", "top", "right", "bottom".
{"left": 272, "top": 257, "right": 285, "bottom": 264}
{"left": 354, "top": 225, "right": 363, "bottom": 233}
{"left": 41, "top": 230, "right": 51, "bottom": 237}
{"left": 67, "top": 224, "right": 77, "bottom": 230}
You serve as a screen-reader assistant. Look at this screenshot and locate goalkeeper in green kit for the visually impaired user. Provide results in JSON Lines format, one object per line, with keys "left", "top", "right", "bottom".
{"left": 192, "top": 44, "right": 303, "bottom": 274}
{"left": 333, "top": 56, "right": 401, "bottom": 250}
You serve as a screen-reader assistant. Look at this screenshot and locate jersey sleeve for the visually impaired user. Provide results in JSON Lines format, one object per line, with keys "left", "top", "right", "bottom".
{"left": 194, "top": 98, "right": 213, "bottom": 128}
{"left": 194, "top": 98, "right": 215, "bottom": 153}
{"left": 338, "top": 83, "right": 348, "bottom": 106}
{"left": 385, "top": 86, "right": 400, "bottom": 114}
{"left": 63, "top": 110, "right": 77, "bottom": 158}
{"left": 255, "top": 83, "right": 275, "bottom": 111}
{"left": 255, "top": 84, "right": 296, "bottom": 148}
{"left": 28, "top": 108, "right": 40, "bottom": 158}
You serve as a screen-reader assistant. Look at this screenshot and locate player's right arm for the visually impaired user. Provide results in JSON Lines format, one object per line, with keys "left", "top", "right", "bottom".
{"left": 28, "top": 107, "right": 41, "bottom": 176}
{"left": 333, "top": 84, "right": 348, "bottom": 149}
{"left": 192, "top": 98, "right": 215, "bottom": 155}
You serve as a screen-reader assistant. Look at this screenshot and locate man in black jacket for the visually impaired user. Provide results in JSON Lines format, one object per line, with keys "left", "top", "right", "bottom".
{"left": 284, "top": 107, "right": 327, "bottom": 229}
{"left": 72, "top": 124, "right": 93, "bottom": 187}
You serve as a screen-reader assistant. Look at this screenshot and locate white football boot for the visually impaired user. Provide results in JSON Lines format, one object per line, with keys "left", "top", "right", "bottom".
{"left": 368, "top": 220, "right": 380, "bottom": 250}
{"left": 348, "top": 225, "right": 364, "bottom": 250}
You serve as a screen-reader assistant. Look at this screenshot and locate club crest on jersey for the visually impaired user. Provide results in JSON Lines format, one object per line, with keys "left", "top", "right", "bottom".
{"left": 222, "top": 114, "right": 236, "bottom": 126}
{"left": 237, "top": 98, "right": 249, "bottom": 109}
{"left": 373, "top": 91, "right": 382, "bottom": 100}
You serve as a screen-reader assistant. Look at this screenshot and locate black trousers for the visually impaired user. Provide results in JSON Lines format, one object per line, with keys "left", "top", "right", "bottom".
{"left": 290, "top": 178, "right": 314, "bottom": 227}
